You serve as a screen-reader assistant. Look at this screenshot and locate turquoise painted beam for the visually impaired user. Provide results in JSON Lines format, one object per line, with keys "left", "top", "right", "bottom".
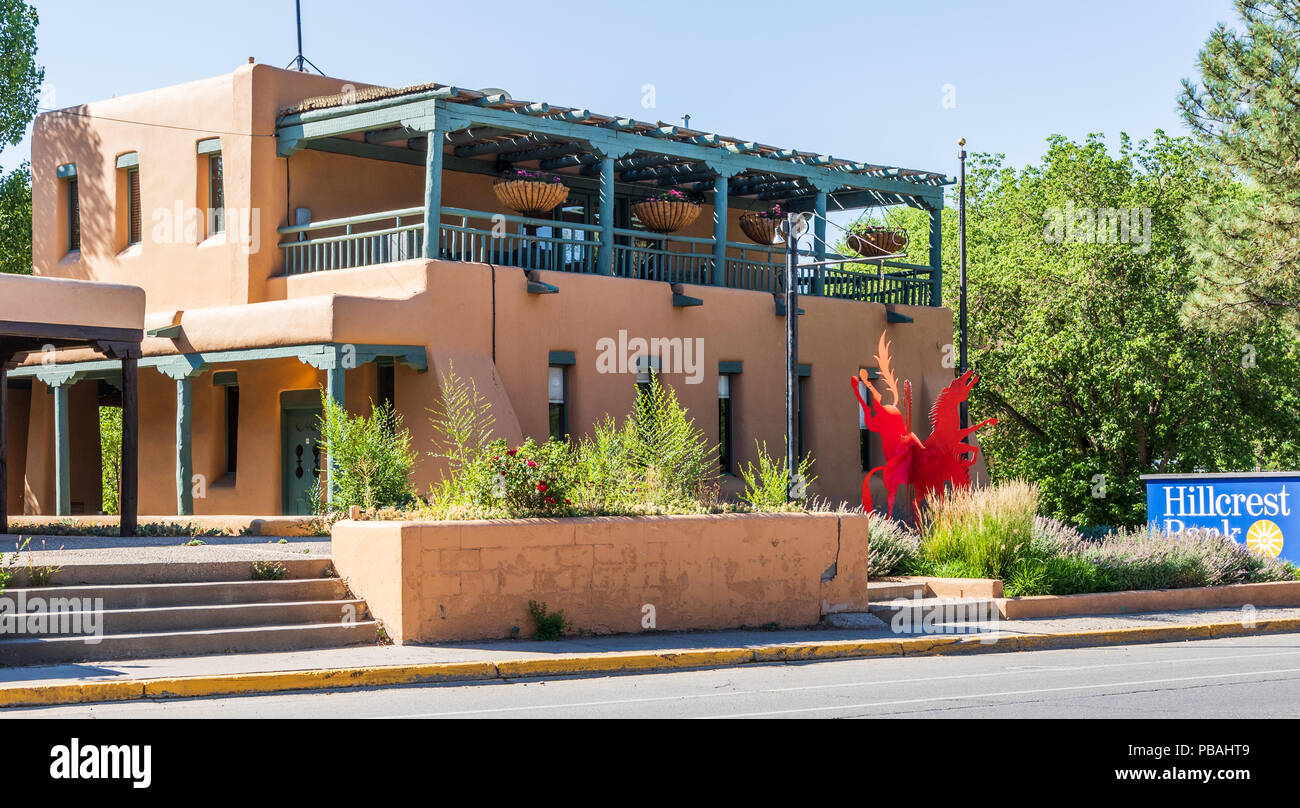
{"left": 454, "top": 134, "right": 552, "bottom": 158}
{"left": 303, "top": 138, "right": 425, "bottom": 167}
{"left": 176, "top": 377, "right": 193, "bottom": 515}
{"left": 813, "top": 191, "right": 827, "bottom": 295}
{"left": 53, "top": 384, "right": 70, "bottom": 516}
{"left": 597, "top": 155, "right": 615, "bottom": 276}
{"left": 428, "top": 101, "right": 946, "bottom": 205}
{"left": 928, "top": 206, "right": 943, "bottom": 307}
{"left": 712, "top": 174, "right": 728, "bottom": 286}
{"left": 422, "top": 126, "right": 447, "bottom": 259}
{"left": 499, "top": 142, "right": 587, "bottom": 163}
{"left": 10, "top": 344, "right": 430, "bottom": 380}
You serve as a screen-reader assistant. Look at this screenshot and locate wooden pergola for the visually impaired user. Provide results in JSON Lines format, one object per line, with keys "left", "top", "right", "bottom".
{"left": 1, "top": 277, "right": 144, "bottom": 537}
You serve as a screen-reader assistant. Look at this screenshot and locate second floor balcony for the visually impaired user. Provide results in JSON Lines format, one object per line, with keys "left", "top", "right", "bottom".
{"left": 274, "top": 82, "right": 954, "bottom": 307}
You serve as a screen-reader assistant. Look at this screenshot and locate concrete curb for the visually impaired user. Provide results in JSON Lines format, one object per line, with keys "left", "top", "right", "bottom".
{"left": 4, "top": 616, "right": 1300, "bottom": 709}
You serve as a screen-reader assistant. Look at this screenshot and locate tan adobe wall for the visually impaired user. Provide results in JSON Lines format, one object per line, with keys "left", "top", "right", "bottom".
{"left": 332, "top": 512, "right": 870, "bottom": 643}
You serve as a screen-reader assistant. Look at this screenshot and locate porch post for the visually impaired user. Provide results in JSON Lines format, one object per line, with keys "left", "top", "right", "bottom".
{"left": 176, "top": 377, "right": 193, "bottom": 515}
{"left": 813, "top": 191, "right": 828, "bottom": 295}
{"left": 120, "top": 357, "right": 138, "bottom": 537}
{"left": 597, "top": 154, "right": 615, "bottom": 275}
{"left": 421, "top": 126, "right": 446, "bottom": 260}
{"left": 711, "top": 174, "right": 728, "bottom": 286}
{"left": 0, "top": 361, "right": 8, "bottom": 536}
{"left": 53, "top": 382, "right": 70, "bottom": 516}
{"left": 325, "top": 360, "right": 346, "bottom": 508}
{"left": 928, "top": 206, "right": 943, "bottom": 307}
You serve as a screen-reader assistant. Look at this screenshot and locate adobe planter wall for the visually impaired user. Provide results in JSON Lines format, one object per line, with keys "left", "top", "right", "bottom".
{"left": 331, "top": 512, "right": 869, "bottom": 643}
{"left": 996, "top": 580, "right": 1300, "bottom": 619}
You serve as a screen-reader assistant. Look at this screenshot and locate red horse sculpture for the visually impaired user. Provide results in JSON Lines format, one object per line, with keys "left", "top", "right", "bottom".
{"left": 851, "top": 333, "right": 997, "bottom": 520}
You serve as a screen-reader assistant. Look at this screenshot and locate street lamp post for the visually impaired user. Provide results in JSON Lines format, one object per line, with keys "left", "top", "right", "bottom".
{"left": 958, "top": 138, "right": 969, "bottom": 430}
{"left": 784, "top": 212, "right": 800, "bottom": 489}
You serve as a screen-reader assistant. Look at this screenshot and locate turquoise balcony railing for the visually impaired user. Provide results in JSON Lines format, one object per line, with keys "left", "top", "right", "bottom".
{"left": 276, "top": 206, "right": 937, "bottom": 306}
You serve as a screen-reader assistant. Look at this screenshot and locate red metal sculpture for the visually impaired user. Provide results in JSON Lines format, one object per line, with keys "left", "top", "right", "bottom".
{"left": 851, "top": 333, "right": 997, "bottom": 520}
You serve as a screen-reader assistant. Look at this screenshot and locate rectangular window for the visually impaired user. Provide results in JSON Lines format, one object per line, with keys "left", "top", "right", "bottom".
{"left": 548, "top": 365, "right": 567, "bottom": 441}
{"left": 635, "top": 356, "right": 660, "bottom": 399}
{"left": 208, "top": 153, "right": 225, "bottom": 235}
{"left": 718, "top": 374, "right": 733, "bottom": 474}
{"left": 225, "top": 384, "right": 239, "bottom": 475}
{"left": 67, "top": 177, "right": 80, "bottom": 251}
{"left": 126, "top": 167, "right": 141, "bottom": 245}
{"left": 377, "top": 361, "right": 395, "bottom": 412}
{"left": 797, "top": 376, "right": 807, "bottom": 459}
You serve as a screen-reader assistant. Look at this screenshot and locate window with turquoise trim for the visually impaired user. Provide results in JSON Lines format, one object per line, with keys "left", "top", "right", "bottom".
{"left": 208, "top": 153, "right": 225, "bottom": 235}
{"left": 126, "top": 167, "right": 141, "bottom": 245}
{"left": 66, "top": 177, "right": 79, "bottom": 251}
{"left": 718, "top": 374, "right": 733, "bottom": 474}
{"left": 548, "top": 365, "right": 566, "bottom": 440}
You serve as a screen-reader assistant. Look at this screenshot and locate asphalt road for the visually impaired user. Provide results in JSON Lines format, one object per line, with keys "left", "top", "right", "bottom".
{"left": 8, "top": 633, "right": 1300, "bottom": 719}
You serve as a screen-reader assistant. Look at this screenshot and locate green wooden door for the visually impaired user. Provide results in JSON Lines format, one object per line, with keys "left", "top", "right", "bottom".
{"left": 281, "top": 391, "right": 323, "bottom": 515}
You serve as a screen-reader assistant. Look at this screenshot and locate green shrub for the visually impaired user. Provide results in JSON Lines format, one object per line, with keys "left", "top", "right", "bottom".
{"left": 251, "top": 560, "right": 287, "bottom": 581}
{"left": 739, "top": 440, "right": 816, "bottom": 510}
{"left": 319, "top": 395, "right": 417, "bottom": 511}
{"left": 571, "top": 415, "right": 637, "bottom": 511}
{"left": 527, "top": 600, "right": 569, "bottom": 640}
{"left": 918, "top": 480, "right": 1038, "bottom": 580}
{"left": 866, "top": 514, "right": 918, "bottom": 577}
{"left": 627, "top": 375, "right": 716, "bottom": 508}
{"left": 466, "top": 437, "right": 574, "bottom": 516}
{"left": 427, "top": 360, "right": 497, "bottom": 484}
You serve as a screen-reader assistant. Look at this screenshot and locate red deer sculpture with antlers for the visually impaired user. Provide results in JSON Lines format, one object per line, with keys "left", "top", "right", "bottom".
{"left": 851, "top": 333, "right": 998, "bottom": 520}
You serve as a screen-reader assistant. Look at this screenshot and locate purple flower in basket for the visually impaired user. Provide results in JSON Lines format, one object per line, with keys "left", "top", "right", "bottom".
{"left": 756, "top": 203, "right": 784, "bottom": 220}
{"left": 642, "top": 189, "right": 700, "bottom": 204}
{"left": 505, "top": 168, "right": 564, "bottom": 184}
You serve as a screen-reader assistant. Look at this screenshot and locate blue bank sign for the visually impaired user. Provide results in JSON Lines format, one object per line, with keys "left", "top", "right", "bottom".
{"left": 1143, "top": 472, "right": 1299, "bottom": 565}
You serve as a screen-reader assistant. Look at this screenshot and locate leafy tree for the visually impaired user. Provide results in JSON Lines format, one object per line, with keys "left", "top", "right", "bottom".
{"left": 1179, "top": 0, "right": 1300, "bottom": 332}
{"left": 0, "top": 160, "right": 30, "bottom": 273}
{"left": 100, "top": 405, "right": 121, "bottom": 515}
{"left": 0, "top": 1, "right": 41, "bottom": 275}
{"left": 0, "top": 0, "right": 41, "bottom": 152}
{"left": 848, "top": 133, "right": 1300, "bottom": 527}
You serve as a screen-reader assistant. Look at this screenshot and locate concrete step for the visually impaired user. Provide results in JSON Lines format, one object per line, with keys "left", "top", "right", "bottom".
{"left": 0, "top": 599, "right": 368, "bottom": 638}
{"left": 868, "top": 597, "right": 1001, "bottom": 625}
{"left": 0, "top": 621, "right": 379, "bottom": 666}
{"left": 0, "top": 578, "right": 348, "bottom": 610}
{"left": 24, "top": 558, "right": 334, "bottom": 586}
{"left": 868, "top": 580, "right": 929, "bottom": 601}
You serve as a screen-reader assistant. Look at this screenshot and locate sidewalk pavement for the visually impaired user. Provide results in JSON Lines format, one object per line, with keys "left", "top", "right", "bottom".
{"left": 3, "top": 605, "right": 1298, "bottom": 708}
{"left": 2, "top": 535, "right": 330, "bottom": 565}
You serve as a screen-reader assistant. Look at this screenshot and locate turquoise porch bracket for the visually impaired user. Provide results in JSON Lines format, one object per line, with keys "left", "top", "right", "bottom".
{"left": 155, "top": 357, "right": 205, "bottom": 516}
{"left": 53, "top": 384, "right": 70, "bottom": 516}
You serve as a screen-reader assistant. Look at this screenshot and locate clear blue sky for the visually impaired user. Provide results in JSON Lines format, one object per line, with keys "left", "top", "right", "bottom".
{"left": 9, "top": 0, "right": 1237, "bottom": 182}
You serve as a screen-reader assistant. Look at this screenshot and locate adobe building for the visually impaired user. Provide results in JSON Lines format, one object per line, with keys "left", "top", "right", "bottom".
{"left": 10, "top": 62, "right": 956, "bottom": 518}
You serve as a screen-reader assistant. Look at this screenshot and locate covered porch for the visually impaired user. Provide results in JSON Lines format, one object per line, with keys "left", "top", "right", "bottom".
{"left": 275, "top": 83, "right": 953, "bottom": 306}
{"left": 1, "top": 275, "right": 145, "bottom": 536}
{"left": 9, "top": 295, "right": 429, "bottom": 519}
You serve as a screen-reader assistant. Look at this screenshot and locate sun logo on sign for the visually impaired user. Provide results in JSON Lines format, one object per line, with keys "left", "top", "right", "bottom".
{"left": 1246, "top": 519, "right": 1284, "bottom": 558}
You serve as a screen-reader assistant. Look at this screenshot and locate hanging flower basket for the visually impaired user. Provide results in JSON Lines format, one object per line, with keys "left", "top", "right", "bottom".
{"left": 847, "top": 226, "right": 909, "bottom": 259}
{"left": 492, "top": 170, "right": 569, "bottom": 216}
{"left": 631, "top": 191, "right": 701, "bottom": 234}
{"left": 739, "top": 203, "right": 787, "bottom": 245}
